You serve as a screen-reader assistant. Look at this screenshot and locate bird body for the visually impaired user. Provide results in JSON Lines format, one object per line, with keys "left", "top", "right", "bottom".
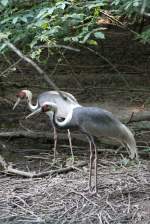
{"left": 52, "top": 106, "right": 138, "bottom": 160}
{"left": 27, "top": 102, "right": 138, "bottom": 194}
{"left": 13, "top": 89, "right": 81, "bottom": 161}
{"left": 15, "top": 90, "right": 80, "bottom": 116}
{"left": 38, "top": 91, "right": 81, "bottom": 119}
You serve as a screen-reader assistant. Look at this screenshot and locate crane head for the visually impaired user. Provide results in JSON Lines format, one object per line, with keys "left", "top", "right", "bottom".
{"left": 42, "top": 102, "right": 56, "bottom": 112}
{"left": 25, "top": 102, "right": 56, "bottom": 119}
{"left": 13, "top": 90, "right": 31, "bottom": 110}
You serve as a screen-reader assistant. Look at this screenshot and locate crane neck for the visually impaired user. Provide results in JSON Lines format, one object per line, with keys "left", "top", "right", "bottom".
{"left": 27, "top": 93, "right": 38, "bottom": 111}
{"left": 52, "top": 104, "right": 74, "bottom": 128}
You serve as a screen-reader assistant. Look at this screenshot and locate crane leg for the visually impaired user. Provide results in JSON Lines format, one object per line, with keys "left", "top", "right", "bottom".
{"left": 52, "top": 125, "right": 58, "bottom": 161}
{"left": 87, "top": 137, "right": 94, "bottom": 192}
{"left": 67, "top": 129, "right": 74, "bottom": 163}
{"left": 87, "top": 135, "right": 97, "bottom": 194}
{"left": 93, "top": 141, "right": 98, "bottom": 194}
{"left": 89, "top": 140, "right": 93, "bottom": 192}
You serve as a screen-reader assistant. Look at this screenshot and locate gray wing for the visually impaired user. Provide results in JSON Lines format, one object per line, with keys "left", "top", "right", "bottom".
{"left": 38, "top": 91, "right": 80, "bottom": 117}
{"left": 73, "top": 107, "right": 123, "bottom": 139}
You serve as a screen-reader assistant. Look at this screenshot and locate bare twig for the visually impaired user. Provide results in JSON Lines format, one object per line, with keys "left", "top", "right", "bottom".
{"left": 141, "top": 0, "right": 147, "bottom": 15}
{"left": 60, "top": 51, "right": 84, "bottom": 89}
{"left": 100, "top": 10, "right": 137, "bottom": 35}
{"left": 63, "top": 190, "right": 100, "bottom": 208}
{"left": 127, "top": 192, "right": 131, "bottom": 214}
{"left": 36, "top": 44, "right": 80, "bottom": 52}
{"left": 4, "top": 40, "right": 66, "bottom": 100}
{"left": 0, "top": 131, "right": 87, "bottom": 142}
{"left": 0, "top": 58, "right": 22, "bottom": 77}
{"left": 0, "top": 154, "right": 87, "bottom": 178}
{"left": 126, "top": 112, "right": 135, "bottom": 124}
{"left": 85, "top": 46, "right": 129, "bottom": 86}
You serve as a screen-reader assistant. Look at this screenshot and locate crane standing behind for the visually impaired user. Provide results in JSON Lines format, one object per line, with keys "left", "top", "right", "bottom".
{"left": 13, "top": 90, "right": 81, "bottom": 162}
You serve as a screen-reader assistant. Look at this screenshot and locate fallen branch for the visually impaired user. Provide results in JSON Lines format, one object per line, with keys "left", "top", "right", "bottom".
{"left": 0, "top": 128, "right": 150, "bottom": 150}
{"left": 34, "top": 161, "right": 87, "bottom": 178}
{"left": 126, "top": 111, "right": 150, "bottom": 123}
{"left": 0, "top": 154, "right": 87, "bottom": 178}
{"left": 0, "top": 130, "right": 136, "bottom": 148}
{"left": 0, "top": 131, "right": 87, "bottom": 142}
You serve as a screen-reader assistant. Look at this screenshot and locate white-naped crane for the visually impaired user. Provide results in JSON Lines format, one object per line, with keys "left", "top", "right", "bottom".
{"left": 26, "top": 101, "right": 138, "bottom": 194}
{"left": 13, "top": 89, "right": 81, "bottom": 161}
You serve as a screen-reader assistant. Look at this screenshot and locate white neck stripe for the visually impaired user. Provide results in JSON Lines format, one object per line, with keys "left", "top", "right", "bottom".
{"left": 55, "top": 105, "right": 81, "bottom": 127}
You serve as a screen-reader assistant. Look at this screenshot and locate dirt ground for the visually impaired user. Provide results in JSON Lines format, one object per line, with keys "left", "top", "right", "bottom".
{"left": 0, "top": 30, "right": 150, "bottom": 223}
{"left": 0, "top": 156, "right": 149, "bottom": 224}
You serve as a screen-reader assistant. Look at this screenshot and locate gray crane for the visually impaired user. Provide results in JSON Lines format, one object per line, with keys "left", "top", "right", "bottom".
{"left": 13, "top": 89, "right": 81, "bottom": 161}
{"left": 26, "top": 101, "right": 138, "bottom": 194}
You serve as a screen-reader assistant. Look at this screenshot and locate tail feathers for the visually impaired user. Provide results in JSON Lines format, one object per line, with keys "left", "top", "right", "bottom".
{"left": 121, "top": 124, "right": 138, "bottom": 160}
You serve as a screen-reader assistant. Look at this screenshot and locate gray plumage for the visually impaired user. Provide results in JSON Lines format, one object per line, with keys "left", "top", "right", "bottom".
{"left": 25, "top": 101, "right": 138, "bottom": 194}
{"left": 53, "top": 106, "right": 138, "bottom": 160}
{"left": 38, "top": 91, "right": 80, "bottom": 118}
{"left": 13, "top": 89, "right": 80, "bottom": 162}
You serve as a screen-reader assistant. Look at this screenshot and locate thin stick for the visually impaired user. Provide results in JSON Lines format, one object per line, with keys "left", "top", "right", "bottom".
{"left": 85, "top": 46, "right": 129, "bottom": 86}
{"left": 100, "top": 10, "right": 137, "bottom": 35}
{"left": 0, "top": 154, "right": 87, "bottom": 178}
{"left": 0, "top": 58, "right": 22, "bottom": 77}
{"left": 36, "top": 44, "right": 80, "bottom": 52}
{"left": 4, "top": 41, "right": 66, "bottom": 100}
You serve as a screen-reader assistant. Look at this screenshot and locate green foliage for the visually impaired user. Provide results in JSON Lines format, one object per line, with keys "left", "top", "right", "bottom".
{"left": 0, "top": 0, "right": 108, "bottom": 57}
{"left": 0, "top": 0, "right": 150, "bottom": 59}
{"left": 143, "top": 147, "right": 150, "bottom": 152}
{"left": 137, "top": 29, "right": 150, "bottom": 43}
{"left": 111, "top": 0, "right": 150, "bottom": 43}
{"left": 112, "top": 0, "right": 150, "bottom": 17}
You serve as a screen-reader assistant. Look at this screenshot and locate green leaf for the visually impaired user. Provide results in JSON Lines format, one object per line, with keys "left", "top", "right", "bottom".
{"left": 63, "top": 13, "right": 84, "bottom": 20}
{"left": 143, "top": 147, "right": 150, "bottom": 152}
{"left": 36, "top": 7, "right": 54, "bottom": 19}
{"left": 87, "top": 39, "right": 98, "bottom": 45}
{"left": 0, "top": 43, "right": 7, "bottom": 51}
{"left": 21, "top": 17, "right": 28, "bottom": 23}
{"left": 82, "top": 26, "right": 89, "bottom": 33}
{"left": 94, "top": 32, "right": 105, "bottom": 39}
{"left": 30, "top": 39, "right": 38, "bottom": 49}
{"left": 56, "top": 1, "right": 70, "bottom": 10}
{"left": 0, "top": 32, "right": 10, "bottom": 40}
{"left": 45, "top": 26, "right": 61, "bottom": 35}
{"left": 87, "top": 2, "right": 106, "bottom": 10}
{"left": 72, "top": 36, "right": 79, "bottom": 42}
{"left": 133, "top": 1, "right": 140, "bottom": 7}
{"left": 80, "top": 32, "right": 91, "bottom": 43}
{"left": 1, "top": 0, "right": 8, "bottom": 6}
{"left": 12, "top": 17, "right": 19, "bottom": 25}
{"left": 56, "top": 2, "right": 66, "bottom": 10}
{"left": 64, "top": 37, "right": 71, "bottom": 42}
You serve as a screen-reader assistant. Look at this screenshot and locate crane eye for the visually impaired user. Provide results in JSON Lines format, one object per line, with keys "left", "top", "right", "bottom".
{"left": 42, "top": 105, "right": 49, "bottom": 112}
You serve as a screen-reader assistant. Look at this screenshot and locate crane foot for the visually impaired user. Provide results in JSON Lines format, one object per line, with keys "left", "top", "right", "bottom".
{"left": 83, "top": 186, "right": 97, "bottom": 196}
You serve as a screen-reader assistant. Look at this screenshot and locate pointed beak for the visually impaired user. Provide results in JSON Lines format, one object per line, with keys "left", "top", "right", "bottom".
{"left": 13, "top": 97, "right": 21, "bottom": 110}
{"left": 25, "top": 107, "right": 42, "bottom": 119}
